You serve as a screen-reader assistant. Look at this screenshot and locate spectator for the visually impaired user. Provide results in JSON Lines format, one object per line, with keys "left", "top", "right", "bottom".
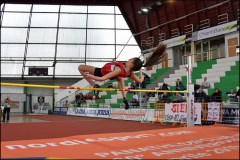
{"left": 173, "top": 92, "right": 183, "bottom": 103}
{"left": 64, "top": 100, "right": 69, "bottom": 107}
{"left": 93, "top": 84, "right": 100, "bottom": 98}
{"left": 236, "top": 89, "right": 240, "bottom": 96}
{"left": 95, "top": 94, "right": 101, "bottom": 100}
{"left": 142, "top": 88, "right": 155, "bottom": 103}
{"left": 201, "top": 77, "right": 211, "bottom": 89}
{"left": 2, "top": 96, "right": 12, "bottom": 123}
{"left": 127, "top": 81, "right": 136, "bottom": 94}
{"left": 141, "top": 73, "right": 150, "bottom": 88}
{"left": 135, "top": 82, "right": 141, "bottom": 89}
{"left": 149, "top": 87, "right": 156, "bottom": 97}
{"left": 158, "top": 83, "right": 169, "bottom": 96}
{"left": 161, "top": 92, "right": 170, "bottom": 103}
{"left": 195, "top": 88, "right": 208, "bottom": 102}
{"left": 194, "top": 84, "right": 201, "bottom": 91}
{"left": 79, "top": 93, "right": 85, "bottom": 103}
{"left": 162, "top": 83, "right": 169, "bottom": 90}
{"left": 85, "top": 93, "right": 93, "bottom": 100}
{"left": 93, "top": 86, "right": 100, "bottom": 100}
{"left": 130, "top": 81, "right": 136, "bottom": 89}
{"left": 75, "top": 93, "right": 84, "bottom": 107}
{"left": 227, "top": 89, "right": 238, "bottom": 102}
{"left": 157, "top": 85, "right": 163, "bottom": 96}
{"left": 236, "top": 89, "right": 240, "bottom": 102}
{"left": 176, "top": 79, "right": 185, "bottom": 91}
{"left": 142, "top": 92, "right": 151, "bottom": 103}
{"left": 75, "top": 93, "right": 80, "bottom": 103}
{"left": 107, "top": 82, "right": 113, "bottom": 88}
{"left": 211, "top": 88, "right": 222, "bottom": 102}
{"left": 131, "top": 92, "right": 139, "bottom": 107}
{"left": 176, "top": 79, "right": 185, "bottom": 96}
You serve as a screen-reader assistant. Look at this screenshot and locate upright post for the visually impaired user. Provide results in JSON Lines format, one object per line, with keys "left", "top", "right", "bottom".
{"left": 186, "top": 54, "right": 195, "bottom": 127}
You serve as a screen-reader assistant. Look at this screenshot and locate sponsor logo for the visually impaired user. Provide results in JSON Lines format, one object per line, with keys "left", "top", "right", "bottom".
{"left": 75, "top": 108, "right": 109, "bottom": 116}
{"left": 54, "top": 107, "right": 61, "bottom": 112}
{"left": 61, "top": 108, "right": 68, "bottom": 112}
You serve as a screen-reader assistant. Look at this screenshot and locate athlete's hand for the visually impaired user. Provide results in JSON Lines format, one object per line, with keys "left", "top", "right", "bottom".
{"left": 83, "top": 72, "right": 95, "bottom": 79}
{"left": 83, "top": 72, "right": 103, "bottom": 81}
{"left": 123, "top": 97, "right": 129, "bottom": 110}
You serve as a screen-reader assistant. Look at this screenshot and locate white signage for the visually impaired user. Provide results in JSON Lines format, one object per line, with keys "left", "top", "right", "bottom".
{"left": 67, "top": 107, "right": 110, "bottom": 118}
{"left": 207, "top": 102, "right": 220, "bottom": 121}
{"left": 165, "top": 103, "right": 201, "bottom": 124}
{"left": 110, "top": 109, "right": 146, "bottom": 121}
{"left": 162, "top": 35, "right": 186, "bottom": 48}
{"left": 192, "top": 20, "right": 237, "bottom": 41}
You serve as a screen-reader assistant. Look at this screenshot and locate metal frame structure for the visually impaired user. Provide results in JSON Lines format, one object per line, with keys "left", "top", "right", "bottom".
{"left": 1, "top": 4, "right": 138, "bottom": 79}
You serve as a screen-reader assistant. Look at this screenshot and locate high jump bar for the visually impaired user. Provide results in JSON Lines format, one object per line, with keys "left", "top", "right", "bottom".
{"left": 0, "top": 82, "right": 186, "bottom": 93}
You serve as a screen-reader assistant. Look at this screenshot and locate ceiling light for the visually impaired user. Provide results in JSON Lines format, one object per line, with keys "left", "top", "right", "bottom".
{"left": 141, "top": 8, "right": 149, "bottom": 12}
{"left": 138, "top": 0, "right": 162, "bottom": 15}
{"left": 156, "top": 1, "right": 162, "bottom": 5}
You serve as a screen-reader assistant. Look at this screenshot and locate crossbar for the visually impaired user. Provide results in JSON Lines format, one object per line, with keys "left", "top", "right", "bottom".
{"left": 1, "top": 82, "right": 186, "bottom": 93}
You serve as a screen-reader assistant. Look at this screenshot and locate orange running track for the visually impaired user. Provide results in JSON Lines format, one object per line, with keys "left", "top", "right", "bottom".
{"left": 1, "top": 114, "right": 239, "bottom": 159}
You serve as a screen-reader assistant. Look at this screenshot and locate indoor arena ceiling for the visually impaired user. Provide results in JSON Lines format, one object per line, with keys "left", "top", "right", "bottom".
{"left": 1, "top": 0, "right": 239, "bottom": 50}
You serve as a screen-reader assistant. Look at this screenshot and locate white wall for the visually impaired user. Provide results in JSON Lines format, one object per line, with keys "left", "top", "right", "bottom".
{"left": 1, "top": 86, "right": 24, "bottom": 93}
{"left": 166, "top": 48, "right": 173, "bottom": 67}
{"left": 224, "top": 31, "right": 239, "bottom": 58}
{"left": 26, "top": 87, "right": 54, "bottom": 110}
{"left": 55, "top": 79, "right": 94, "bottom": 102}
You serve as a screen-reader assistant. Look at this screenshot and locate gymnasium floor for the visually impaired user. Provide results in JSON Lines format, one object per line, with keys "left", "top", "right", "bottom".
{"left": 1, "top": 114, "right": 239, "bottom": 159}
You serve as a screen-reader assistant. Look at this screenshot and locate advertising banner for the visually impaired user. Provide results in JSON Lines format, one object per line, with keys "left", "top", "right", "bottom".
{"left": 110, "top": 109, "right": 146, "bottom": 121}
{"left": 222, "top": 107, "right": 239, "bottom": 125}
{"left": 68, "top": 108, "right": 110, "bottom": 118}
{"left": 32, "top": 102, "right": 49, "bottom": 114}
{"left": 207, "top": 102, "right": 220, "bottom": 121}
{"left": 192, "top": 20, "right": 237, "bottom": 41}
{"left": 164, "top": 103, "right": 201, "bottom": 124}
{"left": 162, "top": 35, "right": 186, "bottom": 48}
{"left": 10, "top": 101, "right": 20, "bottom": 109}
{"left": 53, "top": 107, "right": 68, "bottom": 115}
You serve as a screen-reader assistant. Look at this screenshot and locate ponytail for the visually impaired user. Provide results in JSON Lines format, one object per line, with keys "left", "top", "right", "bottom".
{"left": 131, "top": 43, "right": 166, "bottom": 71}
{"left": 142, "top": 43, "right": 167, "bottom": 67}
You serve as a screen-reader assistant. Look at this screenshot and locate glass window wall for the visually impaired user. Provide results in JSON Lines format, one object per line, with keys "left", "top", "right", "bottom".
{"left": 1, "top": 4, "right": 140, "bottom": 78}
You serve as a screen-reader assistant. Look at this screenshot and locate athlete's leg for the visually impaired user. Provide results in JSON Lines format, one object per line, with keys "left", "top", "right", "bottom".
{"left": 116, "top": 77, "right": 129, "bottom": 110}
{"left": 78, "top": 65, "right": 96, "bottom": 86}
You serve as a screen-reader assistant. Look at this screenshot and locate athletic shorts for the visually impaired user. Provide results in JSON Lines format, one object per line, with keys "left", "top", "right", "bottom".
{"left": 94, "top": 68, "right": 102, "bottom": 77}
{"left": 94, "top": 67, "right": 117, "bottom": 80}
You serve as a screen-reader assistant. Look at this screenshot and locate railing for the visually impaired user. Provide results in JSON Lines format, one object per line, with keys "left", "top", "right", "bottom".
{"left": 199, "top": 19, "right": 210, "bottom": 30}
{"left": 237, "top": 9, "right": 240, "bottom": 21}
{"left": 184, "top": 24, "right": 193, "bottom": 35}
{"left": 170, "top": 28, "right": 180, "bottom": 38}
{"left": 182, "top": 48, "right": 223, "bottom": 64}
{"left": 159, "top": 33, "right": 166, "bottom": 42}
{"left": 141, "top": 36, "right": 154, "bottom": 49}
{"left": 218, "top": 13, "right": 228, "bottom": 25}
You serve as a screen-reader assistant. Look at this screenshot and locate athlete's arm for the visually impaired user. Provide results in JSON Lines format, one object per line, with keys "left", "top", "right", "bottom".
{"left": 130, "top": 69, "right": 143, "bottom": 84}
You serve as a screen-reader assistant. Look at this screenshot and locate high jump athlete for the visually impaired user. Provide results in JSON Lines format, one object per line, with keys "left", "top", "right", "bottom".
{"left": 78, "top": 43, "right": 167, "bottom": 109}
